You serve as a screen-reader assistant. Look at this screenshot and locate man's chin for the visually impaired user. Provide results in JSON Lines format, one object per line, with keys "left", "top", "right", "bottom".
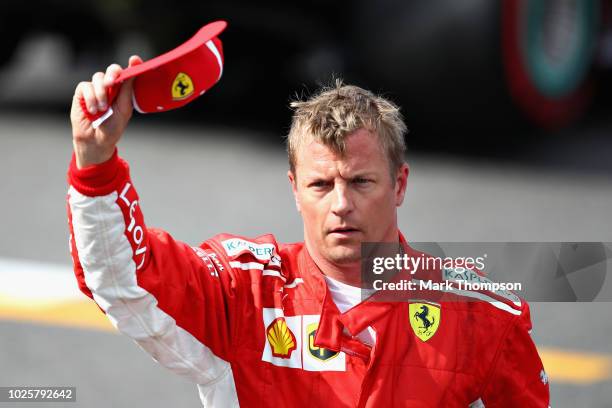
{"left": 325, "top": 247, "right": 362, "bottom": 265}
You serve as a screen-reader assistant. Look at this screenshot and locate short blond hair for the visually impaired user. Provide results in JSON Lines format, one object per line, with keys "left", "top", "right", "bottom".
{"left": 287, "top": 80, "right": 407, "bottom": 179}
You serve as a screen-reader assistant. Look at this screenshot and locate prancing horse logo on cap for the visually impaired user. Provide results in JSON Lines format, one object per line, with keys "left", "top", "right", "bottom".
{"left": 172, "top": 72, "right": 195, "bottom": 100}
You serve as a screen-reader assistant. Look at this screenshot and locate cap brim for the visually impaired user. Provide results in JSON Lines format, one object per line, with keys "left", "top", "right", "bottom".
{"left": 115, "top": 20, "right": 227, "bottom": 83}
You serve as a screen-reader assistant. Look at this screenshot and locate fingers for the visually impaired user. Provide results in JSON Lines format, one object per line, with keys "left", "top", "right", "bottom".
{"left": 76, "top": 66, "right": 117, "bottom": 115}
{"left": 104, "top": 64, "right": 122, "bottom": 87}
{"left": 76, "top": 81, "right": 98, "bottom": 115}
{"left": 91, "top": 72, "right": 107, "bottom": 111}
{"left": 91, "top": 63, "right": 122, "bottom": 112}
{"left": 73, "top": 56, "right": 142, "bottom": 119}
{"left": 128, "top": 55, "right": 144, "bottom": 67}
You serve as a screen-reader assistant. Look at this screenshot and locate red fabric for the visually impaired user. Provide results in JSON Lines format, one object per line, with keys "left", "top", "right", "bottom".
{"left": 68, "top": 149, "right": 127, "bottom": 197}
{"left": 67, "top": 152, "right": 550, "bottom": 407}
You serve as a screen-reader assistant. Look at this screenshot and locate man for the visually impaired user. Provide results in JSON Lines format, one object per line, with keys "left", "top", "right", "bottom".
{"left": 67, "top": 57, "right": 550, "bottom": 407}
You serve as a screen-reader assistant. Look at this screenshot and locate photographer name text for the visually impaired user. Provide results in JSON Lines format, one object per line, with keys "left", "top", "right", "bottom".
{"left": 371, "top": 279, "right": 522, "bottom": 292}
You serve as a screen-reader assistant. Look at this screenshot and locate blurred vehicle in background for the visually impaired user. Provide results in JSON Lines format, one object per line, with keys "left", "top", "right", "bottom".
{"left": 354, "top": 0, "right": 607, "bottom": 139}
{"left": 1, "top": 0, "right": 612, "bottom": 142}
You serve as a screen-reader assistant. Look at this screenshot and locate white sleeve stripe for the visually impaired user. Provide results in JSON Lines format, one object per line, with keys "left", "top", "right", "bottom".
{"left": 284, "top": 278, "right": 304, "bottom": 289}
{"left": 68, "top": 186, "right": 238, "bottom": 406}
{"left": 229, "top": 261, "right": 264, "bottom": 270}
{"left": 229, "top": 261, "right": 290, "bottom": 282}
{"left": 262, "top": 269, "right": 286, "bottom": 281}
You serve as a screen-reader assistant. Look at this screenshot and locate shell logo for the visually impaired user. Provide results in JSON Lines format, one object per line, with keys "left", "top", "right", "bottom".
{"left": 266, "top": 318, "right": 297, "bottom": 358}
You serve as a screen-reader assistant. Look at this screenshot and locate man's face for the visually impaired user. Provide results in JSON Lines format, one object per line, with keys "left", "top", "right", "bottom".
{"left": 288, "top": 128, "right": 408, "bottom": 267}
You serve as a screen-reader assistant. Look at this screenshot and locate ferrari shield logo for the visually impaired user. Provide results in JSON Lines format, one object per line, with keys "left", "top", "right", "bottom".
{"left": 171, "top": 72, "right": 194, "bottom": 100}
{"left": 409, "top": 303, "right": 440, "bottom": 341}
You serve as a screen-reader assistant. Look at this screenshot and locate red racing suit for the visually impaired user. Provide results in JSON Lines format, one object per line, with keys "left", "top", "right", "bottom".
{"left": 66, "top": 150, "right": 550, "bottom": 407}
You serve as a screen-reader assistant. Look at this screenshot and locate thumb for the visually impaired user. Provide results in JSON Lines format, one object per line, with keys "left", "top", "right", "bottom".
{"left": 115, "top": 55, "right": 144, "bottom": 117}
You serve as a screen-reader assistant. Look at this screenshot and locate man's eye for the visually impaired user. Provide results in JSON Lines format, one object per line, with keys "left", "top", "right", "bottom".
{"left": 353, "top": 177, "right": 371, "bottom": 184}
{"left": 309, "top": 180, "right": 329, "bottom": 188}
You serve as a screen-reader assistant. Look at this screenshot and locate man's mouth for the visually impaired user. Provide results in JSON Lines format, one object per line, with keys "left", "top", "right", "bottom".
{"left": 328, "top": 226, "right": 361, "bottom": 235}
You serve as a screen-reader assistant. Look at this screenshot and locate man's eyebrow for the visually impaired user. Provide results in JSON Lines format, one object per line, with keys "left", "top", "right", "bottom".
{"left": 348, "top": 172, "right": 377, "bottom": 179}
{"left": 304, "top": 175, "right": 331, "bottom": 184}
{"left": 303, "top": 172, "right": 377, "bottom": 182}
{"left": 301, "top": 170, "right": 329, "bottom": 180}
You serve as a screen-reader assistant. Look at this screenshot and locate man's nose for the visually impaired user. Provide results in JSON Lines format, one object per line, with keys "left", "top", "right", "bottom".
{"left": 331, "top": 184, "right": 354, "bottom": 216}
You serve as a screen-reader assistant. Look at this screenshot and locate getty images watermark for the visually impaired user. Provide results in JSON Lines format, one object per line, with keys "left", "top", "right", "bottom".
{"left": 360, "top": 242, "right": 612, "bottom": 303}
{"left": 371, "top": 252, "right": 522, "bottom": 293}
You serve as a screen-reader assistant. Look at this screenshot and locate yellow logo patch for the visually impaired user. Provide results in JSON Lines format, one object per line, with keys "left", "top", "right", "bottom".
{"left": 266, "top": 318, "right": 297, "bottom": 358}
{"left": 409, "top": 302, "right": 441, "bottom": 341}
{"left": 307, "top": 323, "right": 339, "bottom": 361}
{"left": 171, "top": 72, "right": 194, "bottom": 100}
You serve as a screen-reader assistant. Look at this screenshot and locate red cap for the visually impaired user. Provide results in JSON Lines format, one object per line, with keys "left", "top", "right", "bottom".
{"left": 125, "top": 20, "right": 227, "bottom": 113}
{"left": 82, "top": 20, "right": 227, "bottom": 127}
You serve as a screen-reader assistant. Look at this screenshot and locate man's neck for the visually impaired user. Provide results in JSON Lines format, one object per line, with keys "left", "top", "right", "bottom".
{"left": 304, "top": 229, "right": 403, "bottom": 288}
{"left": 303, "top": 238, "right": 366, "bottom": 288}
{"left": 311, "top": 253, "right": 363, "bottom": 287}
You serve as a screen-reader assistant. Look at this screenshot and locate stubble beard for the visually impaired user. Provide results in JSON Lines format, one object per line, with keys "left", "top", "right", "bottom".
{"left": 325, "top": 243, "right": 362, "bottom": 265}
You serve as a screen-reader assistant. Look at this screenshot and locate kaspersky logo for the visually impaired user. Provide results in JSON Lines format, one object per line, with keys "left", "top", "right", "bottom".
{"left": 307, "top": 323, "right": 339, "bottom": 361}
{"left": 443, "top": 268, "right": 485, "bottom": 283}
{"left": 266, "top": 318, "right": 297, "bottom": 358}
{"left": 221, "top": 238, "right": 275, "bottom": 260}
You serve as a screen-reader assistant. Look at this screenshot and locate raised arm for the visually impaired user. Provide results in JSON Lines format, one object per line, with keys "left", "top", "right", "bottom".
{"left": 67, "top": 60, "right": 241, "bottom": 406}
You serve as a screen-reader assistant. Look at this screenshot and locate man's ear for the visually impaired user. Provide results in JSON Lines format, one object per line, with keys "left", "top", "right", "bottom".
{"left": 288, "top": 170, "right": 301, "bottom": 212}
{"left": 395, "top": 163, "right": 409, "bottom": 207}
